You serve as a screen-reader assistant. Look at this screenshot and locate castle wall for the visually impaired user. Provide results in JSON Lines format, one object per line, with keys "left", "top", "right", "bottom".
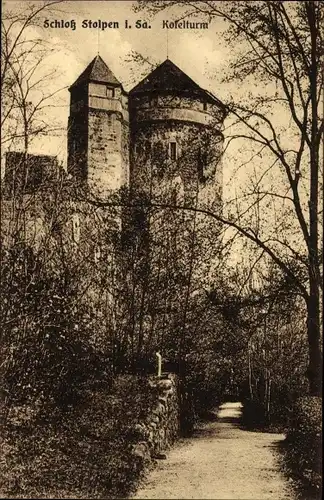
{"left": 87, "top": 110, "right": 125, "bottom": 194}
{"left": 1, "top": 197, "right": 46, "bottom": 250}
{"left": 4, "top": 152, "right": 62, "bottom": 197}
{"left": 87, "top": 83, "right": 129, "bottom": 197}
{"left": 67, "top": 78, "right": 129, "bottom": 198}
{"left": 67, "top": 110, "right": 88, "bottom": 182}
{"left": 132, "top": 374, "right": 180, "bottom": 461}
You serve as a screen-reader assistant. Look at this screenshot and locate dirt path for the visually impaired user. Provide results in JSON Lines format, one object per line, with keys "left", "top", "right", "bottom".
{"left": 132, "top": 402, "right": 294, "bottom": 500}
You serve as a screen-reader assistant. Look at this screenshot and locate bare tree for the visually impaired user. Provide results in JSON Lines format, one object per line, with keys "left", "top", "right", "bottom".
{"left": 1, "top": 0, "right": 67, "bottom": 261}
{"left": 1, "top": 0, "right": 65, "bottom": 153}
{"left": 135, "top": 0, "right": 323, "bottom": 395}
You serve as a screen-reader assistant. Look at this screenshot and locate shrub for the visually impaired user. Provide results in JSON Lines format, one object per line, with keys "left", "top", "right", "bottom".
{"left": 1, "top": 375, "right": 158, "bottom": 499}
{"left": 284, "top": 396, "right": 322, "bottom": 499}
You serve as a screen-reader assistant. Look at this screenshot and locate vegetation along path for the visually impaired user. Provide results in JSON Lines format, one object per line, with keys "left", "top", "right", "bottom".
{"left": 132, "top": 402, "right": 294, "bottom": 500}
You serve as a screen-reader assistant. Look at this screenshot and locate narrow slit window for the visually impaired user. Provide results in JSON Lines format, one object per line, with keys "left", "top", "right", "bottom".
{"left": 198, "top": 148, "right": 208, "bottom": 183}
{"left": 169, "top": 142, "right": 177, "bottom": 161}
{"left": 203, "top": 102, "right": 208, "bottom": 111}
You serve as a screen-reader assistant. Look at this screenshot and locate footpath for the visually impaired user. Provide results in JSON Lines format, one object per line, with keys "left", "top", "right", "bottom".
{"left": 132, "top": 402, "right": 294, "bottom": 500}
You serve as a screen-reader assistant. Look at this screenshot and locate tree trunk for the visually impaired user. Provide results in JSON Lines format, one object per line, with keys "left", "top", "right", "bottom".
{"left": 306, "top": 1, "right": 322, "bottom": 397}
{"left": 306, "top": 292, "right": 322, "bottom": 395}
{"left": 248, "top": 342, "right": 254, "bottom": 400}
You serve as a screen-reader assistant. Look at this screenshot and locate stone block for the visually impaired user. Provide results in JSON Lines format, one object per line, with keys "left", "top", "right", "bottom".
{"left": 158, "top": 396, "right": 168, "bottom": 407}
{"left": 148, "top": 429, "right": 154, "bottom": 444}
{"left": 132, "top": 441, "right": 151, "bottom": 461}
{"left": 158, "top": 428, "right": 166, "bottom": 441}
{"left": 150, "top": 414, "right": 160, "bottom": 424}
{"left": 152, "top": 402, "right": 165, "bottom": 416}
{"left": 157, "top": 379, "right": 173, "bottom": 390}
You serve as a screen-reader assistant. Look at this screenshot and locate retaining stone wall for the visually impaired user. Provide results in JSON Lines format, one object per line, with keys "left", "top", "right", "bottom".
{"left": 132, "top": 373, "right": 180, "bottom": 461}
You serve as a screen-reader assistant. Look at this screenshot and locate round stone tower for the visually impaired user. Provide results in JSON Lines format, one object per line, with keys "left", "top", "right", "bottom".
{"left": 129, "top": 59, "right": 226, "bottom": 208}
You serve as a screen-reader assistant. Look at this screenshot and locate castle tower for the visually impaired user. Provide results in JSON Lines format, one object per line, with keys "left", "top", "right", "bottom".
{"left": 67, "top": 55, "right": 129, "bottom": 197}
{"left": 129, "top": 59, "right": 226, "bottom": 208}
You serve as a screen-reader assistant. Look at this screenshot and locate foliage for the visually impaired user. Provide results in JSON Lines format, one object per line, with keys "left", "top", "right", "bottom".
{"left": 0, "top": 376, "right": 157, "bottom": 499}
{"left": 0, "top": 192, "right": 158, "bottom": 498}
{"left": 0, "top": 238, "right": 113, "bottom": 409}
{"left": 135, "top": 0, "right": 323, "bottom": 395}
{"left": 283, "top": 396, "right": 322, "bottom": 499}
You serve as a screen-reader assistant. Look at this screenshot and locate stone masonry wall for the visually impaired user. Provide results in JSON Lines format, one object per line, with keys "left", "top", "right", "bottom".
{"left": 132, "top": 373, "right": 180, "bottom": 461}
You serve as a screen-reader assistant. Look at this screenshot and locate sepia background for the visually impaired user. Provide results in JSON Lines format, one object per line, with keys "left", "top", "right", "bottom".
{"left": 1, "top": 1, "right": 322, "bottom": 499}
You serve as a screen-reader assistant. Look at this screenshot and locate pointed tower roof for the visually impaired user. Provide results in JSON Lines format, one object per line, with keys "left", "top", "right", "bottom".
{"left": 70, "top": 55, "right": 121, "bottom": 89}
{"left": 130, "top": 59, "right": 223, "bottom": 106}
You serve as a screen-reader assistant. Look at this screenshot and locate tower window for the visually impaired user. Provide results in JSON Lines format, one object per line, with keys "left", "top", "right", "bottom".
{"left": 106, "top": 87, "right": 115, "bottom": 98}
{"left": 169, "top": 142, "right": 177, "bottom": 161}
{"left": 203, "top": 102, "right": 208, "bottom": 111}
{"left": 199, "top": 149, "right": 208, "bottom": 183}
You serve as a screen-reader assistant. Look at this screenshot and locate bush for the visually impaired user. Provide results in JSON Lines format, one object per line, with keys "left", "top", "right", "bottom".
{"left": 284, "top": 396, "right": 322, "bottom": 499}
{"left": 0, "top": 376, "right": 158, "bottom": 499}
